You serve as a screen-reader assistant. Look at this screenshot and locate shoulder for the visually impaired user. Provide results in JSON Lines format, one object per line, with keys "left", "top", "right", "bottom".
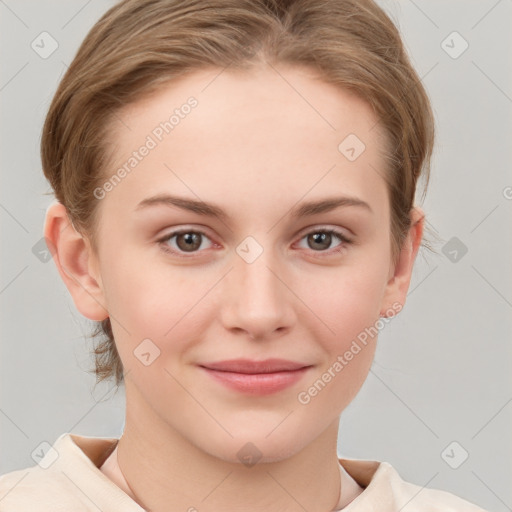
{"left": 0, "top": 465, "right": 91, "bottom": 512}
{"left": 386, "top": 462, "right": 489, "bottom": 512}
{"left": 0, "top": 432, "right": 121, "bottom": 512}
{"left": 340, "top": 458, "right": 489, "bottom": 512}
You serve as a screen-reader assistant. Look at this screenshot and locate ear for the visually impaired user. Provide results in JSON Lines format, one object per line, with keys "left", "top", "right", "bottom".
{"left": 379, "top": 206, "right": 425, "bottom": 317}
{"left": 43, "top": 202, "right": 109, "bottom": 321}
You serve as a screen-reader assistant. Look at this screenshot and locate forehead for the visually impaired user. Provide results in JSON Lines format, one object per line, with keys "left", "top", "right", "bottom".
{"left": 110, "top": 63, "right": 384, "bottom": 149}
{"left": 100, "top": 64, "right": 389, "bottom": 224}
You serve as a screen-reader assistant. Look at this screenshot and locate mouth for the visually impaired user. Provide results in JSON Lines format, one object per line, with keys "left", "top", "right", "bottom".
{"left": 198, "top": 358, "right": 313, "bottom": 395}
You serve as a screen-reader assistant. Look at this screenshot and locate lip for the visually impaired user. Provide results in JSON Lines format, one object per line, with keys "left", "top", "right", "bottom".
{"left": 200, "top": 358, "right": 310, "bottom": 373}
{"left": 198, "top": 358, "right": 312, "bottom": 395}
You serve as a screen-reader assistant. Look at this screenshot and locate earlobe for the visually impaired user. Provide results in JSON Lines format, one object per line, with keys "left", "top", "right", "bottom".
{"left": 44, "top": 202, "right": 109, "bottom": 322}
{"left": 380, "top": 206, "right": 425, "bottom": 317}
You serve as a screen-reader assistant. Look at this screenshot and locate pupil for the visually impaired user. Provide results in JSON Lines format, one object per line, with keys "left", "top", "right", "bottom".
{"left": 310, "top": 232, "right": 330, "bottom": 250}
{"left": 179, "top": 232, "right": 200, "bottom": 251}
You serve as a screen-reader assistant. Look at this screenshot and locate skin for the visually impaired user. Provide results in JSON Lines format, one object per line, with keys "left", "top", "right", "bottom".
{"left": 45, "top": 63, "right": 424, "bottom": 511}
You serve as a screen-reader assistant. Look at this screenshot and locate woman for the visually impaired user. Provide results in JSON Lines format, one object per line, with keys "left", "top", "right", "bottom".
{"left": 0, "top": 0, "right": 487, "bottom": 510}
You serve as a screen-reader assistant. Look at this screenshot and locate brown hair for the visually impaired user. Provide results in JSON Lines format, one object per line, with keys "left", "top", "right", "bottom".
{"left": 41, "top": 0, "right": 436, "bottom": 389}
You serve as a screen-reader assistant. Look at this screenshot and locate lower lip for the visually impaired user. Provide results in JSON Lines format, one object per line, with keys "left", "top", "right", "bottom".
{"left": 199, "top": 366, "right": 311, "bottom": 395}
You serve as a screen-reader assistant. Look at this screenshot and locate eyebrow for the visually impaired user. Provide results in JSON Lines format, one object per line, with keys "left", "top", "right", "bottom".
{"left": 135, "top": 193, "right": 372, "bottom": 220}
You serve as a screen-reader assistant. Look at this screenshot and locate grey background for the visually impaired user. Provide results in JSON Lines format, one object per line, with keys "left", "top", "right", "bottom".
{"left": 1, "top": 1, "right": 511, "bottom": 510}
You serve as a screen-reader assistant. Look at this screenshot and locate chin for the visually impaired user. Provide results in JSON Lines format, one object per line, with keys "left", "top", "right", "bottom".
{"left": 192, "top": 425, "right": 313, "bottom": 466}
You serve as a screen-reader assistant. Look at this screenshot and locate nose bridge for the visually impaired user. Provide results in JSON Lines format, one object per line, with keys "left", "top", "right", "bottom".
{"left": 241, "top": 251, "right": 280, "bottom": 304}
{"left": 221, "top": 236, "right": 294, "bottom": 338}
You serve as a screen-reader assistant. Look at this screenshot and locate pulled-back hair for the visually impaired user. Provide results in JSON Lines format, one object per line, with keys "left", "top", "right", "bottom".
{"left": 41, "top": 0, "right": 436, "bottom": 388}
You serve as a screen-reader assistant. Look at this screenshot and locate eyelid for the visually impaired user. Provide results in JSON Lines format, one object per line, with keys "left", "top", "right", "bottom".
{"left": 295, "top": 224, "right": 352, "bottom": 242}
{"left": 157, "top": 226, "right": 216, "bottom": 256}
{"left": 292, "top": 226, "right": 353, "bottom": 256}
{"left": 157, "top": 224, "right": 353, "bottom": 258}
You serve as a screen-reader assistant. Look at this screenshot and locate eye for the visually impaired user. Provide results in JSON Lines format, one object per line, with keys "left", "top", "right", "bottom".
{"left": 157, "top": 226, "right": 353, "bottom": 258}
{"left": 158, "top": 229, "right": 214, "bottom": 257}
{"left": 296, "top": 228, "right": 352, "bottom": 255}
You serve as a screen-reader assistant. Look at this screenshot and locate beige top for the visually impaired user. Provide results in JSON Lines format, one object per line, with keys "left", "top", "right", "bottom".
{"left": 0, "top": 432, "right": 487, "bottom": 511}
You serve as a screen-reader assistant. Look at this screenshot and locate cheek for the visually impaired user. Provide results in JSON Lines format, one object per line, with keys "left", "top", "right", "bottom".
{"left": 296, "top": 341, "right": 376, "bottom": 417}
{"left": 97, "top": 250, "right": 167, "bottom": 343}
{"left": 298, "top": 261, "right": 387, "bottom": 347}
{"left": 295, "top": 267, "right": 385, "bottom": 411}
{"left": 100, "top": 240, "right": 182, "bottom": 320}
{"left": 102, "top": 254, "right": 217, "bottom": 367}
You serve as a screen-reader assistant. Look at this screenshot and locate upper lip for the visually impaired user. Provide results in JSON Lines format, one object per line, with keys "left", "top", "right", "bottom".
{"left": 199, "top": 358, "right": 311, "bottom": 374}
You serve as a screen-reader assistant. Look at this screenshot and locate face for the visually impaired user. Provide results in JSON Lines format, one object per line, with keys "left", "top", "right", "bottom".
{"left": 56, "top": 64, "right": 419, "bottom": 463}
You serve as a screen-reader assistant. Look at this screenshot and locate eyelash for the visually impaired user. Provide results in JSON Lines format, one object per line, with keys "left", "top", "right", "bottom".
{"left": 157, "top": 227, "right": 353, "bottom": 259}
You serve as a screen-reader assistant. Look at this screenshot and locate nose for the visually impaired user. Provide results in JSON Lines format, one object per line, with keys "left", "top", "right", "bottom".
{"left": 219, "top": 246, "right": 295, "bottom": 341}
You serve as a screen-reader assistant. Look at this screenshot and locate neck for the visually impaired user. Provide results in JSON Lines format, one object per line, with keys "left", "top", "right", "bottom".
{"left": 107, "top": 383, "right": 362, "bottom": 512}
